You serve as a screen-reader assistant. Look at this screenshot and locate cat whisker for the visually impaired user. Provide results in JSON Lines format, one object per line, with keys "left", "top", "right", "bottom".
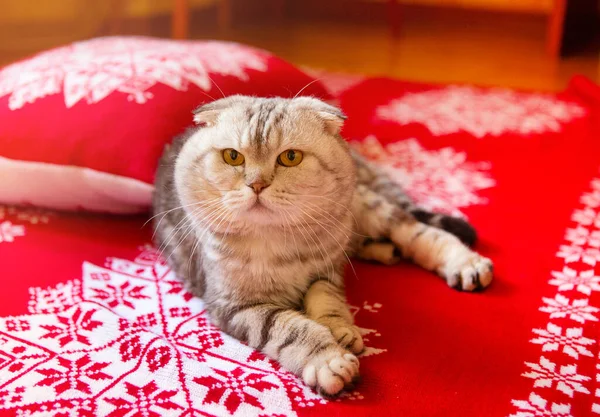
{"left": 289, "top": 209, "right": 323, "bottom": 272}
{"left": 298, "top": 216, "right": 336, "bottom": 281}
{"left": 280, "top": 208, "right": 303, "bottom": 266}
{"left": 287, "top": 192, "right": 359, "bottom": 226}
{"left": 183, "top": 207, "right": 230, "bottom": 271}
{"left": 156, "top": 206, "right": 203, "bottom": 260}
{"left": 157, "top": 199, "right": 223, "bottom": 259}
{"left": 184, "top": 202, "right": 235, "bottom": 275}
{"left": 293, "top": 77, "right": 324, "bottom": 99}
{"left": 170, "top": 204, "right": 229, "bottom": 263}
{"left": 300, "top": 202, "right": 352, "bottom": 239}
{"left": 147, "top": 198, "right": 221, "bottom": 235}
{"left": 207, "top": 74, "right": 226, "bottom": 99}
{"left": 301, "top": 201, "right": 370, "bottom": 238}
{"left": 296, "top": 205, "right": 358, "bottom": 280}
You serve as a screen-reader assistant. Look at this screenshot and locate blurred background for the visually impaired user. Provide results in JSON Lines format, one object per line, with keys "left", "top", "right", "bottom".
{"left": 0, "top": 0, "right": 598, "bottom": 91}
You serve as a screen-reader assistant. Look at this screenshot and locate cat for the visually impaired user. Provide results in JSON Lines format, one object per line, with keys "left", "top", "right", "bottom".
{"left": 152, "top": 95, "right": 493, "bottom": 397}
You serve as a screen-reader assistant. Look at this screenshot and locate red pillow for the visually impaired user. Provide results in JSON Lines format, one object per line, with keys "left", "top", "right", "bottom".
{"left": 0, "top": 36, "right": 330, "bottom": 213}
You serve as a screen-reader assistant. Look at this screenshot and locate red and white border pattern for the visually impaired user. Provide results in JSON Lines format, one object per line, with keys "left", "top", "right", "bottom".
{"left": 510, "top": 177, "right": 600, "bottom": 416}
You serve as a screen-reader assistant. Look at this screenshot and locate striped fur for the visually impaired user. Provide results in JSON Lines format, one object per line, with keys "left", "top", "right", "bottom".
{"left": 153, "top": 96, "right": 493, "bottom": 397}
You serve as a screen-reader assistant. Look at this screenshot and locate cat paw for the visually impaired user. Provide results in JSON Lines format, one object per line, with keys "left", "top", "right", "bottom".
{"left": 302, "top": 346, "right": 360, "bottom": 397}
{"left": 357, "top": 239, "right": 402, "bottom": 265}
{"left": 331, "top": 324, "right": 364, "bottom": 354}
{"left": 445, "top": 254, "right": 493, "bottom": 292}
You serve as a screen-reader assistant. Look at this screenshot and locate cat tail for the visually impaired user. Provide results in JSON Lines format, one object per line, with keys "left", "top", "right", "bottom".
{"left": 408, "top": 207, "right": 478, "bottom": 247}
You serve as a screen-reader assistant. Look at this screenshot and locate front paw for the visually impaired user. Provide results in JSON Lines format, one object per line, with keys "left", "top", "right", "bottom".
{"left": 332, "top": 324, "right": 364, "bottom": 354}
{"left": 445, "top": 254, "right": 493, "bottom": 291}
{"left": 302, "top": 346, "right": 360, "bottom": 397}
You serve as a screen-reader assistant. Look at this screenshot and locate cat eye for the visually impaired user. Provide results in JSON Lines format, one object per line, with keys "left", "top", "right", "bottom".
{"left": 277, "top": 150, "right": 303, "bottom": 167}
{"left": 223, "top": 149, "right": 245, "bottom": 166}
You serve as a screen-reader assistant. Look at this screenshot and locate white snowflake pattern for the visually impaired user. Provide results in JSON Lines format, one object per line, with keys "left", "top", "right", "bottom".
{"left": 0, "top": 37, "right": 268, "bottom": 110}
{"left": 523, "top": 356, "right": 590, "bottom": 398}
{"left": 513, "top": 176, "right": 600, "bottom": 414}
{"left": 539, "top": 294, "right": 599, "bottom": 324}
{"left": 549, "top": 267, "right": 600, "bottom": 295}
{"left": 556, "top": 244, "right": 600, "bottom": 266}
{"left": 0, "top": 221, "right": 25, "bottom": 243}
{"left": 581, "top": 190, "right": 600, "bottom": 208}
{"left": 530, "top": 323, "right": 593, "bottom": 360}
{"left": 375, "top": 86, "right": 586, "bottom": 138}
{"left": 572, "top": 207, "right": 600, "bottom": 228}
{"left": 564, "top": 226, "right": 600, "bottom": 248}
{"left": 352, "top": 136, "right": 495, "bottom": 216}
{"left": 0, "top": 247, "right": 386, "bottom": 416}
{"left": 510, "top": 393, "right": 572, "bottom": 417}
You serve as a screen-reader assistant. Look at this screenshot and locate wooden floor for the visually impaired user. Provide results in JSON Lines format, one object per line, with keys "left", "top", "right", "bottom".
{"left": 1, "top": 6, "right": 598, "bottom": 92}
{"left": 215, "top": 11, "right": 599, "bottom": 92}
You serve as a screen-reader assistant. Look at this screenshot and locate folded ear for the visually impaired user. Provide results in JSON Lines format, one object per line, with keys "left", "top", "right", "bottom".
{"left": 317, "top": 104, "right": 347, "bottom": 135}
{"left": 294, "top": 97, "right": 347, "bottom": 135}
{"left": 192, "top": 95, "right": 248, "bottom": 127}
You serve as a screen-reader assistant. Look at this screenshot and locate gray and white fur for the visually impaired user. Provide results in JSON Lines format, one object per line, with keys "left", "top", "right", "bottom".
{"left": 152, "top": 95, "right": 493, "bottom": 397}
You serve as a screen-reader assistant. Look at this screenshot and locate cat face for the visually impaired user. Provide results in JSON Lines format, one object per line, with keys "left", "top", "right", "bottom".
{"left": 174, "top": 96, "right": 356, "bottom": 234}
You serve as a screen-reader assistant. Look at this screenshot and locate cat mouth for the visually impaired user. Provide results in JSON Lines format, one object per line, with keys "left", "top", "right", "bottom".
{"left": 249, "top": 199, "right": 271, "bottom": 212}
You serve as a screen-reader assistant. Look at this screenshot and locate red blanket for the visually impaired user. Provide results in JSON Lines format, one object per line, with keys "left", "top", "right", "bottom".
{"left": 2, "top": 74, "right": 600, "bottom": 417}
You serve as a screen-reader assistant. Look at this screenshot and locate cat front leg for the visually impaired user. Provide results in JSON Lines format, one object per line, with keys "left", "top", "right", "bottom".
{"left": 213, "top": 303, "right": 359, "bottom": 396}
{"left": 304, "top": 279, "right": 364, "bottom": 354}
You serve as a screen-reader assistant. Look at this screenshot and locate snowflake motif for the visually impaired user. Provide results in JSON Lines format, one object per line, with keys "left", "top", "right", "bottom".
{"left": 0, "top": 247, "right": 386, "bottom": 416}
{"left": 523, "top": 356, "right": 590, "bottom": 398}
{"left": 564, "top": 226, "right": 600, "bottom": 248}
{"left": 39, "top": 306, "right": 102, "bottom": 347}
{"left": 352, "top": 136, "right": 495, "bottom": 216}
{"left": 581, "top": 190, "right": 600, "bottom": 209}
{"left": 549, "top": 267, "right": 600, "bottom": 295}
{"left": 37, "top": 355, "right": 111, "bottom": 395}
{"left": 556, "top": 244, "right": 600, "bottom": 266}
{"left": 0, "top": 36, "right": 268, "bottom": 110}
{"left": 540, "top": 294, "right": 599, "bottom": 324}
{"left": 375, "top": 85, "right": 586, "bottom": 138}
{"left": 195, "top": 367, "right": 279, "bottom": 414}
{"left": 174, "top": 316, "right": 224, "bottom": 360}
{"left": 530, "top": 323, "right": 593, "bottom": 359}
{"left": 510, "top": 393, "right": 572, "bottom": 417}
{"left": 572, "top": 207, "right": 600, "bottom": 228}
{"left": 164, "top": 279, "right": 194, "bottom": 302}
{"left": 104, "top": 381, "right": 182, "bottom": 417}
{"left": 88, "top": 281, "right": 149, "bottom": 309}
{"left": 0, "top": 221, "right": 25, "bottom": 243}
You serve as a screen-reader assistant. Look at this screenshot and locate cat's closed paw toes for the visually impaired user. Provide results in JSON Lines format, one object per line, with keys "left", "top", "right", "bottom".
{"left": 446, "top": 255, "right": 493, "bottom": 292}
{"left": 332, "top": 325, "right": 364, "bottom": 354}
{"left": 302, "top": 346, "right": 360, "bottom": 397}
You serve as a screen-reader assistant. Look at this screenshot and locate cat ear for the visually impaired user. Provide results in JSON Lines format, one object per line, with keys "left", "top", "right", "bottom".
{"left": 316, "top": 104, "right": 347, "bottom": 135}
{"left": 192, "top": 108, "right": 219, "bottom": 126}
{"left": 192, "top": 95, "right": 246, "bottom": 127}
{"left": 192, "top": 102, "right": 225, "bottom": 127}
{"left": 295, "top": 97, "right": 347, "bottom": 135}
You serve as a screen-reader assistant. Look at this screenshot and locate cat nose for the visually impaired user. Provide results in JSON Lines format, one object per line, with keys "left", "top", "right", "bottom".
{"left": 247, "top": 180, "right": 270, "bottom": 194}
